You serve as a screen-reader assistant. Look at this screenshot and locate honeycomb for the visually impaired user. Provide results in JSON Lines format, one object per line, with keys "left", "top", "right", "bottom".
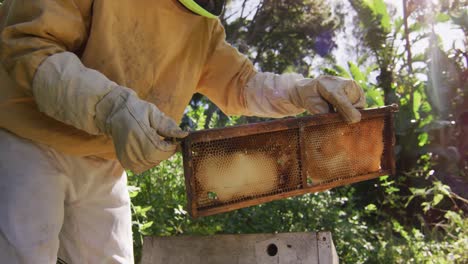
{"left": 192, "top": 130, "right": 301, "bottom": 207}
{"left": 183, "top": 107, "right": 395, "bottom": 216}
{"left": 303, "top": 118, "right": 385, "bottom": 185}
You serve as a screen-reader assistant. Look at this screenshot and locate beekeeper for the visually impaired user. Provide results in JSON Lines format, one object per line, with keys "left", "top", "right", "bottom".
{"left": 0, "top": 0, "right": 365, "bottom": 263}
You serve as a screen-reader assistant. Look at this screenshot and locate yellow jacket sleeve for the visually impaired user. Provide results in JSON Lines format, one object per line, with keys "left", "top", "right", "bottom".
{"left": 197, "top": 20, "right": 256, "bottom": 116}
{"left": 0, "top": 0, "right": 92, "bottom": 93}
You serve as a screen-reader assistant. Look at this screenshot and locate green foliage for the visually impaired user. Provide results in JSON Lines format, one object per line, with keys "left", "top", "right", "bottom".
{"left": 224, "top": 0, "right": 340, "bottom": 75}
{"left": 349, "top": 0, "right": 391, "bottom": 53}
{"left": 372, "top": 174, "right": 468, "bottom": 263}
{"left": 129, "top": 160, "right": 467, "bottom": 263}
{"left": 362, "top": 0, "right": 391, "bottom": 31}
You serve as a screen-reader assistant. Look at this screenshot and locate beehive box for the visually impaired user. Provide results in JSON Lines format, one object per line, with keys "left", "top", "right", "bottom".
{"left": 141, "top": 232, "right": 338, "bottom": 264}
{"left": 182, "top": 105, "right": 398, "bottom": 218}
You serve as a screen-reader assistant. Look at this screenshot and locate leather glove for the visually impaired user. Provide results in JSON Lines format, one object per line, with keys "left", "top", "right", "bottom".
{"left": 244, "top": 72, "right": 366, "bottom": 123}
{"left": 33, "top": 52, "right": 187, "bottom": 173}
{"left": 95, "top": 87, "right": 188, "bottom": 173}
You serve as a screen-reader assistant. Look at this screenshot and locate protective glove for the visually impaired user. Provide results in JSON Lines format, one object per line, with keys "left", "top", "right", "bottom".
{"left": 94, "top": 87, "right": 188, "bottom": 173}
{"left": 33, "top": 52, "right": 188, "bottom": 173}
{"left": 244, "top": 72, "right": 366, "bottom": 123}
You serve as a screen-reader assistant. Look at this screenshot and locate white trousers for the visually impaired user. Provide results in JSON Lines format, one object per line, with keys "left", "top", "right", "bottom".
{"left": 0, "top": 129, "right": 134, "bottom": 263}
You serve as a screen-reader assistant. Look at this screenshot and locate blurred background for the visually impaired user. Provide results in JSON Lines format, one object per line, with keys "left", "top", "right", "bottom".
{"left": 125, "top": 0, "right": 467, "bottom": 263}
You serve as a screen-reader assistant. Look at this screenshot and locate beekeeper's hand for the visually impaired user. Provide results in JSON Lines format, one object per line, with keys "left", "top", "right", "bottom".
{"left": 244, "top": 73, "right": 366, "bottom": 123}
{"left": 33, "top": 52, "right": 188, "bottom": 173}
{"left": 291, "top": 75, "right": 366, "bottom": 123}
{"left": 94, "top": 87, "right": 188, "bottom": 173}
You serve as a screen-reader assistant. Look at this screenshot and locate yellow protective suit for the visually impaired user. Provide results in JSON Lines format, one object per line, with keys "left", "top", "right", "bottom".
{"left": 0, "top": 0, "right": 255, "bottom": 160}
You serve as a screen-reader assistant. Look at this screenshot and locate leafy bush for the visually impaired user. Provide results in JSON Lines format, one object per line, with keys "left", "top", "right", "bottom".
{"left": 129, "top": 157, "right": 467, "bottom": 263}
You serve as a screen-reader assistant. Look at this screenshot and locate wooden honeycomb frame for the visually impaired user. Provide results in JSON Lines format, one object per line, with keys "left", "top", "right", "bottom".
{"left": 182, "top": 105, "right": 398, "bottom": 218}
